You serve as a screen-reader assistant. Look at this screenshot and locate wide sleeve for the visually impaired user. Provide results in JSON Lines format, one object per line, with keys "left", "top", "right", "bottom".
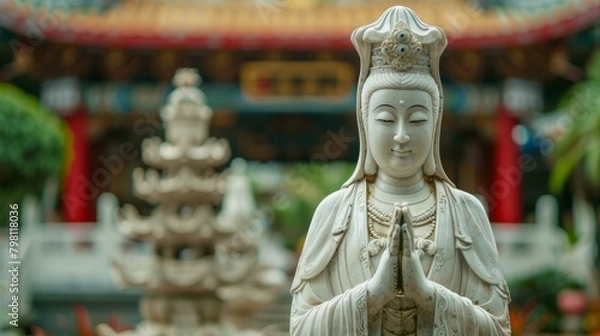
{"left": 431, "top": 187, "right": 511, "bottom": 335}
{"left": 431, "top": 275, "right": 511, "bottom": 335}
{"left": 290, "top": 279, "right": 369, "bottom": 336}
{"left": 290, "top": 187, "right": 355, "bottom": 293}
{"left": 290, "top": 185, "right": 372, "bottom": 335}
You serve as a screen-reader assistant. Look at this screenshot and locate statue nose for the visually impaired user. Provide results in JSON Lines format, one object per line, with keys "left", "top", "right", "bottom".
{"left": 393, "top": 125, "right": 410, "bottom": 143}
{"left": 395, "top": 134, "right": 410, "bottom": 143}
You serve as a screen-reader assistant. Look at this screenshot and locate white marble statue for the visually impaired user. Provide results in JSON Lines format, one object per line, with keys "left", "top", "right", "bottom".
{"left": 290, "top": 6, "right": 511, "bottom": 335}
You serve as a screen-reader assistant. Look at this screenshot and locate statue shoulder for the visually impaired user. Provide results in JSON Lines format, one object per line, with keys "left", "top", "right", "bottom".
{"left": 444, "top": 184, "right": 489, "bottom": 222}
{"left": 304, "top": 187, "right": 354, "bottom": 243}
{"left": 313, "top": 188, "right": 347, "bottom": 219}
{"left": 441, "top": 182, "right": 496, "bottom": 243}
{"left": 291, "top": 185, "right": 358, "bottom": 293}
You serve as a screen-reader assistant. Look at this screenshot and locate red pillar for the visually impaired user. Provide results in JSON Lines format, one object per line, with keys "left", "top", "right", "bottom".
{"left": 62, "top": 107, "right": 92, "bottom": 222}
{"left": 490, "top": 103, "right": 522, "bottom": 224}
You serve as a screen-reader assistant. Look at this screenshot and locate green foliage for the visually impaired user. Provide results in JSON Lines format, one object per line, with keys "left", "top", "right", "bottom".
{"left": 509, "top": 269, "right": 585, "bottom": 332}
{"left": 271, "top": 162, "right": 354, "bottom": 250}
{"left": 550, "top": 50, "right": 600, "bottom": 194}
{"left": 0, "top": 83, "right": 68, "bottom": 206}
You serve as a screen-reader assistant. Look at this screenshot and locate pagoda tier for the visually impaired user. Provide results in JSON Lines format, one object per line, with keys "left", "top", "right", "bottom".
{"left": 217, "top": 281, "right": 286, "bottom": 311}
{"left": 112, "top": 256, "right": 220, "bottom": 292}
{"left": 1, "top": 0, "right": 598, "bottom": 50}
{"left": 141, "top": 136, "right": 231, "bottom": 170}
{"left": 117, "top": 204, "right": 243, "bottom": 243}
{"left": 111, "top": 254, "right": 279, "bottom": 294}
{"left": 132, "top": 166, "right": 227, "bottom": 205}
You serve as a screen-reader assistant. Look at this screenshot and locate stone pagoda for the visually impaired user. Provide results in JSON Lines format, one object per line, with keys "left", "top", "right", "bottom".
{"left": 98, "top": 68, "right": 285, "bottom": 336}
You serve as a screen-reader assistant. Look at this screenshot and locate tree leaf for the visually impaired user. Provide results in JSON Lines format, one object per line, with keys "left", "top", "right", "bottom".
{"left": 586, "top": 50, "right": 600, "bottom": 82}
{"left": 549, "top": 144, "right": 585, "bottom": 194}
{"left": 551, "top": 52, "right": 600, "bottom": 192}
{"left": 0, "top": 82, "right": 67, "bottom": 205}
{"left": 584, "top": 142, "right": 600, "bottom": 188}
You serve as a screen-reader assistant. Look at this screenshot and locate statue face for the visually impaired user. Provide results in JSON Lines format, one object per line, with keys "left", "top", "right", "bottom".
{"left": 367, "top": 89, "right": 434, "bottom": 179}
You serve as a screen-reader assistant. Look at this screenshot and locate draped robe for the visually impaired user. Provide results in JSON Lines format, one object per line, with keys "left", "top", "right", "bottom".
{"left": 290, "top": 179, "right": 511, "bottom": 335}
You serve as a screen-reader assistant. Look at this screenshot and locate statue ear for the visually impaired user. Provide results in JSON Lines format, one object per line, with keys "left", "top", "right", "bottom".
{"left": 365, "top": 150, "right": 377, "bottom": 175}
{"left": 424, "top": 146, "right": 436, "bottom": 176}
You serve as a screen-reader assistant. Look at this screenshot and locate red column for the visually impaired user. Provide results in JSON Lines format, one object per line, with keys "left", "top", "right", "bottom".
{"left": 62, "top": 107, "right": 92, "bottom": 222}
{"left": 490, "top": 103, "right": 522, "bottom": 224}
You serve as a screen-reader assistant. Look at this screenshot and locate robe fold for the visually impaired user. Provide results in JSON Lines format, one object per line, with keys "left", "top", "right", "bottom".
{"left": 290, "top": 179, "right": 511, "bottom": 335}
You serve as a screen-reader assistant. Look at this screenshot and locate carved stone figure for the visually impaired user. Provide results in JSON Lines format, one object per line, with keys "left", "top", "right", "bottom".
{"left": 290, "top": 7, "right": 511, "bottom": 335}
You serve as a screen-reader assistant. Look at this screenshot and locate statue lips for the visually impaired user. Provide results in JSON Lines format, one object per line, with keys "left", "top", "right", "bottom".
{"left": 391, "top": 148, "right": 411, "bottom": 157}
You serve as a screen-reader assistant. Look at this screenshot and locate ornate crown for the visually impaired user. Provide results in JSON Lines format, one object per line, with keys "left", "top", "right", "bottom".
{"left": 370, "top": 21, "right": 430, "bottom": 74}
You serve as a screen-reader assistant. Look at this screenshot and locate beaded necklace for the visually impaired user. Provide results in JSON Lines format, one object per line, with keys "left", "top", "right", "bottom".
{"left": 366, "top": 180, "right": 436, "bottom": 240}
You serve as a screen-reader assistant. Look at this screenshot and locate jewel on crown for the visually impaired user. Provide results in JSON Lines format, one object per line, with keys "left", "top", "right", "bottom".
{"left": 370, "top": 20, "right": 430, "bottom": 74}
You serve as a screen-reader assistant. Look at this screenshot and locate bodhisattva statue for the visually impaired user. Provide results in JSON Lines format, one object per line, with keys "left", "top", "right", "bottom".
{"left": 290, "top": 6, "right": 511, "bottom": 335}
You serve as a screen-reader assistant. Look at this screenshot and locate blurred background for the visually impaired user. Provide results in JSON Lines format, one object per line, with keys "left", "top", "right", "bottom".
{"left": 0, "top": 0, "right": 599, "bottom": 335}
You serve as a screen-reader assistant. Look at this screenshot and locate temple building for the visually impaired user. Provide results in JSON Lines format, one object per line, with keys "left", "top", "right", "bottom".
{"left": 1, "top": 0, "right": 598, "bottom": 222}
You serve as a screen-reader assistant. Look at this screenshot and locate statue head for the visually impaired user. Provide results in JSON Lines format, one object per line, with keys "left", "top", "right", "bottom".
{"left": 344, "top": 6, "right": 453, "bottom": 187}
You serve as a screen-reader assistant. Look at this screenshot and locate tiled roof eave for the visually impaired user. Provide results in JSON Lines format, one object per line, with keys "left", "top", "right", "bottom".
{"left": 1, "top": 0, "right": 598, "bottom": 50}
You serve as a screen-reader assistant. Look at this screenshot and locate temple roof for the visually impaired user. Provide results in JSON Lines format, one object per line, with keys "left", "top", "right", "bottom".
{"left": 1, "top": 0, "right": 598, "bottom": 49}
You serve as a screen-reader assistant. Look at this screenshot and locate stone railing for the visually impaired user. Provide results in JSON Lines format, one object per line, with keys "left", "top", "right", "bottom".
{"left": 492, "top": 194, "right": 596, "bottom": 291}
{"left": 1, "top": 193, "right": 139, "bottom": 322}
{"left": 7, "top": 192, "right": 596, "bottom": 330}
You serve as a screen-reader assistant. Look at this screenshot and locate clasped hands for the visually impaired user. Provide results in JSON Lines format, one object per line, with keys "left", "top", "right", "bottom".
{"left": 367, "top": 203, "right": 435, "bottom": 307}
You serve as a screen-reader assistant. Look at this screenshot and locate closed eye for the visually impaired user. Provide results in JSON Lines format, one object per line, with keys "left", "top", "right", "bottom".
{"left": 375, "top": 111, "right": 396, "bottom": 124}
{"left": 407, "top": 108, "right": 430, "bottom": 125}
{"left": 409, "top": 119, "right": 427, "bottom": 125}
